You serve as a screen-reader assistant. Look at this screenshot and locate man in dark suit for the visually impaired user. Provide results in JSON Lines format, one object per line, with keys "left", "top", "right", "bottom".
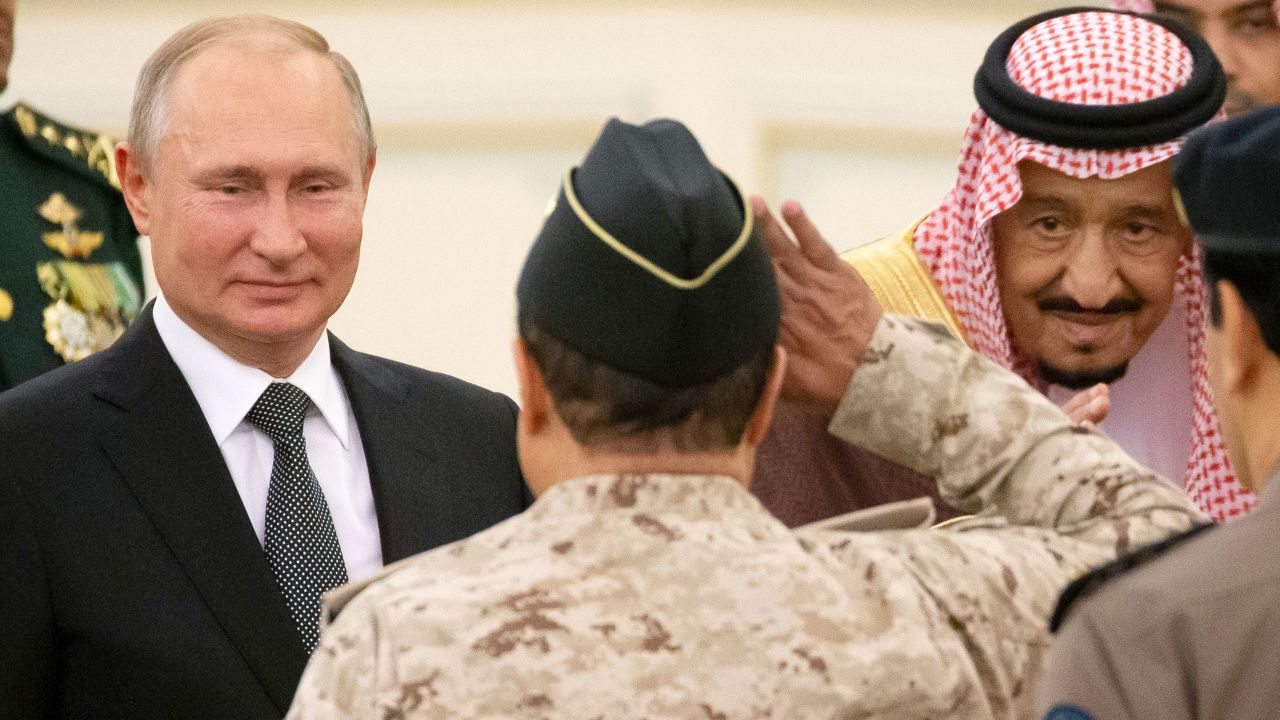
{"left": 0, "top": 14, "right": 529, "bottom": 719}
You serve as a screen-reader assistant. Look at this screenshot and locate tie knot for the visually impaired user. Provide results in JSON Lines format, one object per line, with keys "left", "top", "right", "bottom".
{"left": 246, "top": 382, "right": 312, "bottom": 440}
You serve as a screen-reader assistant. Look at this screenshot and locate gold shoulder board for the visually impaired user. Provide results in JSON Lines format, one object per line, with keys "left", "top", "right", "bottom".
{"left": 840, "top": 216, "right": 968, "bottom": 344}
{"left": 10, "top": 103, "right": 122, "bottom": 190}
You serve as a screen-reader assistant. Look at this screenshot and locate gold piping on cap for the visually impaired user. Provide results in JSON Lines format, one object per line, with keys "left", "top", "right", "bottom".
{"left": 1172, "top": 188, "right": 1190, "bottom": 229}
{"left": 559, "top": 167, "right": 754, "bottom": 291}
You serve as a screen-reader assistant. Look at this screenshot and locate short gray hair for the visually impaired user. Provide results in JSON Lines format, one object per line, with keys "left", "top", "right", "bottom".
{"left": 128, "top": 14, "right": 375, "bottom": 171}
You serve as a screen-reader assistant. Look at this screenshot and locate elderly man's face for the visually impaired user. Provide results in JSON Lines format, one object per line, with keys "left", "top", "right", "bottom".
{"left": 138, "top": 43, "right": 370, "bottom": 358}
{"left": 0, "top": 0, "right": 15, "bottom": 94}
{"left": 991, "top": 161, "right": 1190, "bottom": 389}
{"left": 1154, "top": 0, "right": 1280, "bottom": 115}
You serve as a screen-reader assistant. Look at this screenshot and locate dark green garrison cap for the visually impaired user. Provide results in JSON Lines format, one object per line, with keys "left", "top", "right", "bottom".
{"left": 516, "top": 117, "right": 780, "bottom": 388}
{"left": 1174, "top": 104, "right": 1280, "bottom": 255}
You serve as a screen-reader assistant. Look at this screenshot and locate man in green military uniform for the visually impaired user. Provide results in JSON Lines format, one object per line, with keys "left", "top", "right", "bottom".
{"left": 0, "top": 0, "right": 143, "bottom": 391}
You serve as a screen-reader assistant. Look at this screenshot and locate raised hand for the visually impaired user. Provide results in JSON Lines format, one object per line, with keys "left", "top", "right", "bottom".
{"left": 752, "top": 196, "right": 883, "bottom": 419}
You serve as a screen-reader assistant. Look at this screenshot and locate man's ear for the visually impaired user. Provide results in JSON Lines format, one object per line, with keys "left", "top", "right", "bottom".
{"left": 513, "top": 338, "right": 548, "bottom": 435}
{"left": 115, "top": 142, "right": 152, "bottom": 236}
{"left": 1216, "top": 279, "right": 1266, "bottom": 395}
{"left": 743, "top": 345, "right": 788, "bottom": 447}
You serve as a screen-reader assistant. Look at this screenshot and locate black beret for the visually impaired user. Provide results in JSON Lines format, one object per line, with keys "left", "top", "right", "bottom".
{"left": 1175, "top": 104, "right": 1280, "bottom": 256}
{"left": 517, "top": 118, "right": 780, "bottom": 388}
{"left": 974, "top": 7, "right": 1225, "bottom": 150}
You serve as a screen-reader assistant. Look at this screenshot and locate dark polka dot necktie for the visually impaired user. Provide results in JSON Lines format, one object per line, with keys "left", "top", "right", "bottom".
{"left": 245, "top": 382, "right": 348, "bottom": 653}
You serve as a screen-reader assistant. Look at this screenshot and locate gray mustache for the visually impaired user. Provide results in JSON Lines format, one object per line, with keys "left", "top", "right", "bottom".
{"left": 1037, "top": 297, "right": 1143, "bottom": 314}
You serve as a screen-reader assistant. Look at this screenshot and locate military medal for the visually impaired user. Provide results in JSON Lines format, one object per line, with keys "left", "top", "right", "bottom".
{"left": 39, "top": 192, "right": 104, "bottom": 259}
{"left": 35, "top": 260, "right": 140, "bottom": 363}
{"left": 42, "top": 298, "right": 123, "bottom": 363}
{"left": 33, "top": 193, "right": 141, "bottom": 362}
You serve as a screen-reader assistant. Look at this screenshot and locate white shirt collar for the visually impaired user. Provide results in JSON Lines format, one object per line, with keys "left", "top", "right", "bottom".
{"left": 152, "top": 294, "right": 353, "bottom": 449}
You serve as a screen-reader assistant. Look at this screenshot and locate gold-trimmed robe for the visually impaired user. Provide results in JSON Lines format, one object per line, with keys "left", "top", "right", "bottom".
{"left": 841, "top": 216, "right": 966, "bottom": 343}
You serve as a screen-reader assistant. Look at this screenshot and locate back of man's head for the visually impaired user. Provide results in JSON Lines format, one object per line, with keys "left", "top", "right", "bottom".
{"left": 1175, "top": 104, "right": 1280, "bottom": 489}
{"left": 516, "top": 118, "right": 780, "bottom": 457}
{"left": 128, "top": 14, "right": 374, "bottom": 173}
{"left": 1176, "top": 104, "right": 1280, "bottom": 356}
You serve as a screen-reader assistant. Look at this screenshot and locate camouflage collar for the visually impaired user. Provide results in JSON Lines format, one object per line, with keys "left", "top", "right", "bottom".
{"left": 529, "top": 473, "right": 774, "bottom": 524}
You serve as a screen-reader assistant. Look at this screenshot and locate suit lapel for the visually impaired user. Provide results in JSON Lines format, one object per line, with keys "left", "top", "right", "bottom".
{"left": 330, "top": 335, "right": 454, "bottom": 562}
{"left": 92, "top": 306, "right": 307, "bottom": 713}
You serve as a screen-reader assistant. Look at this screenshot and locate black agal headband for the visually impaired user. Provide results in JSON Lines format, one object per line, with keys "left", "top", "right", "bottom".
{"left": 973, "top": 7, "right": 1226, "bottom": 150}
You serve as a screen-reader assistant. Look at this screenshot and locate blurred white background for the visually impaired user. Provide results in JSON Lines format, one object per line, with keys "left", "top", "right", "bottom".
{"left": 7, "top": 0, "right": 1088, "bottom": 398}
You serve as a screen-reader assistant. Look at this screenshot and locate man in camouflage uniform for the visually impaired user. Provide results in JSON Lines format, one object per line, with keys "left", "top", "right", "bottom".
{"left": 0, "top": 0, "right": 144, "bottom": 391}
{"left": 288, "top": 119, "right": 1201, "bottom": 719}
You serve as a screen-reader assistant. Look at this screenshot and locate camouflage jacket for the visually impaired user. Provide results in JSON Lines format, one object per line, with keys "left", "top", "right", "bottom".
{"left": 288, "top": 315, "right": 1203, "bottom": 719}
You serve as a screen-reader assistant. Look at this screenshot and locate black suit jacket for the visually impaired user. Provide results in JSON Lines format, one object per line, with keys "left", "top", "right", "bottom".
{"left": 0, "top": 305, "right": 530, "bottom": 719}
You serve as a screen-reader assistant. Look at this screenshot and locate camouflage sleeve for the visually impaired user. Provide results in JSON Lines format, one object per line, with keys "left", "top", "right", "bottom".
{"left": 828, "top": 314, "right": 1204, "bottom": 544}
{"left": 821, "top": 314, "right": 1205, "bottom": 714}
{"left": 286, "top": 596, "right": 386, "bottom": 720}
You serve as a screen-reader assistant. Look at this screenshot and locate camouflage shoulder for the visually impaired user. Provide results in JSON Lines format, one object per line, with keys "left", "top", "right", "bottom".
{"left": 4, "top": 102, "right": 124, "bottom": 190}
{"left": 320, "top": 554, "right": 425, "bottom": 628}
{"left": 1048, "top": 522, "right": 1217, "bottom": 633}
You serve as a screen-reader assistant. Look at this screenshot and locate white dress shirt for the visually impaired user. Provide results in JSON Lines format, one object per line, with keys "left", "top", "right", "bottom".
{"left": 153, "top": 295, "right": 384, "bottom": 582}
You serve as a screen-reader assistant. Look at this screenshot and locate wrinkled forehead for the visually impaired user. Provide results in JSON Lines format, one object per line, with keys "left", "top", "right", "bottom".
{"left": 166, "top": 44, "right": 341, "bottom": 127}
{"left": 1014, "top": 158, "right": 1178, "bottom": 207}
{"left": 159, "top": 44, "right": 362, "bottom": 162}
{"left": 168, "top": 36, "right": 335, "bottom": 99}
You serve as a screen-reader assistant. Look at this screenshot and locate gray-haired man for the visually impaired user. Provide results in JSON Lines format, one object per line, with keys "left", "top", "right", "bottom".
{"left": 0, "top": 15, "right": 528, "bottom": 719}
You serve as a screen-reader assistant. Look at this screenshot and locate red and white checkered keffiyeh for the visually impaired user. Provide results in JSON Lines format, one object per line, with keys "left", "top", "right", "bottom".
{"left": 1112, "top": 0, "right": 1280, "bottom": 22}
{"left": 914, "top": 11, "right": 1254, "bottom": 519}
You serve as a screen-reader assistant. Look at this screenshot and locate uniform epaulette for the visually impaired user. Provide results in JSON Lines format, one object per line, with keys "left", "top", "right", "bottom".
{"left": 1049, "top": 522, "right": 1216, "bottom": 633}
{"left": 4, "top": 102, "right": 123, "bottom": 190}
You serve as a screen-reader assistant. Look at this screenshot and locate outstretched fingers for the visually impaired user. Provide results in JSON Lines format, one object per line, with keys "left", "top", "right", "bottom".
{"left": 780, "top": 200, "right": 842, "bottom": 270}
{"left": 752, "top": 196, "right": 804, "bottom": 274}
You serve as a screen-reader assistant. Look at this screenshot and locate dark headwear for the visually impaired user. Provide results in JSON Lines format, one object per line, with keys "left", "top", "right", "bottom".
{"left": 517, "top": 118, "right": 780, "bottom": 388}
{"left": 974, "top": 7, "right": 1226, "bottom": 150}
{"left": 1175, "top": 105, "right": 1280, "bottom": 255}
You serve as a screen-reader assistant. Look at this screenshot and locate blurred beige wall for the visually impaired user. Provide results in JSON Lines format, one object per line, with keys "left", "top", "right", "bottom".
{"left": 6, "top": 0, "right": 1087, "bottom": 398}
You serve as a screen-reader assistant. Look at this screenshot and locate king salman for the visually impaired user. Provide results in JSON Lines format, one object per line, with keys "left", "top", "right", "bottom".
{"left": 753, "top": 7, "right": 1253, "bottom": 524}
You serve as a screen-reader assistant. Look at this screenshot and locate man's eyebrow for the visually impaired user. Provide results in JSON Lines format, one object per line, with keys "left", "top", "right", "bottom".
{"left": 294, "top": 165, "right": 354, "bottom": 183}
{"left": 1018, "top": 193, "right": 1071, "bottom": 210}
{"left": 1223, "top": 0, "right": 1277, "bottom": 20}
{"left": 193, "top": 165, "right": 264, "bottom": 185}
{"left": 1153, "top": 2, "right": 1202, "bottom": 23}
{"left": 1121, "top": 203, "right": 1176, "bottom": 220}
